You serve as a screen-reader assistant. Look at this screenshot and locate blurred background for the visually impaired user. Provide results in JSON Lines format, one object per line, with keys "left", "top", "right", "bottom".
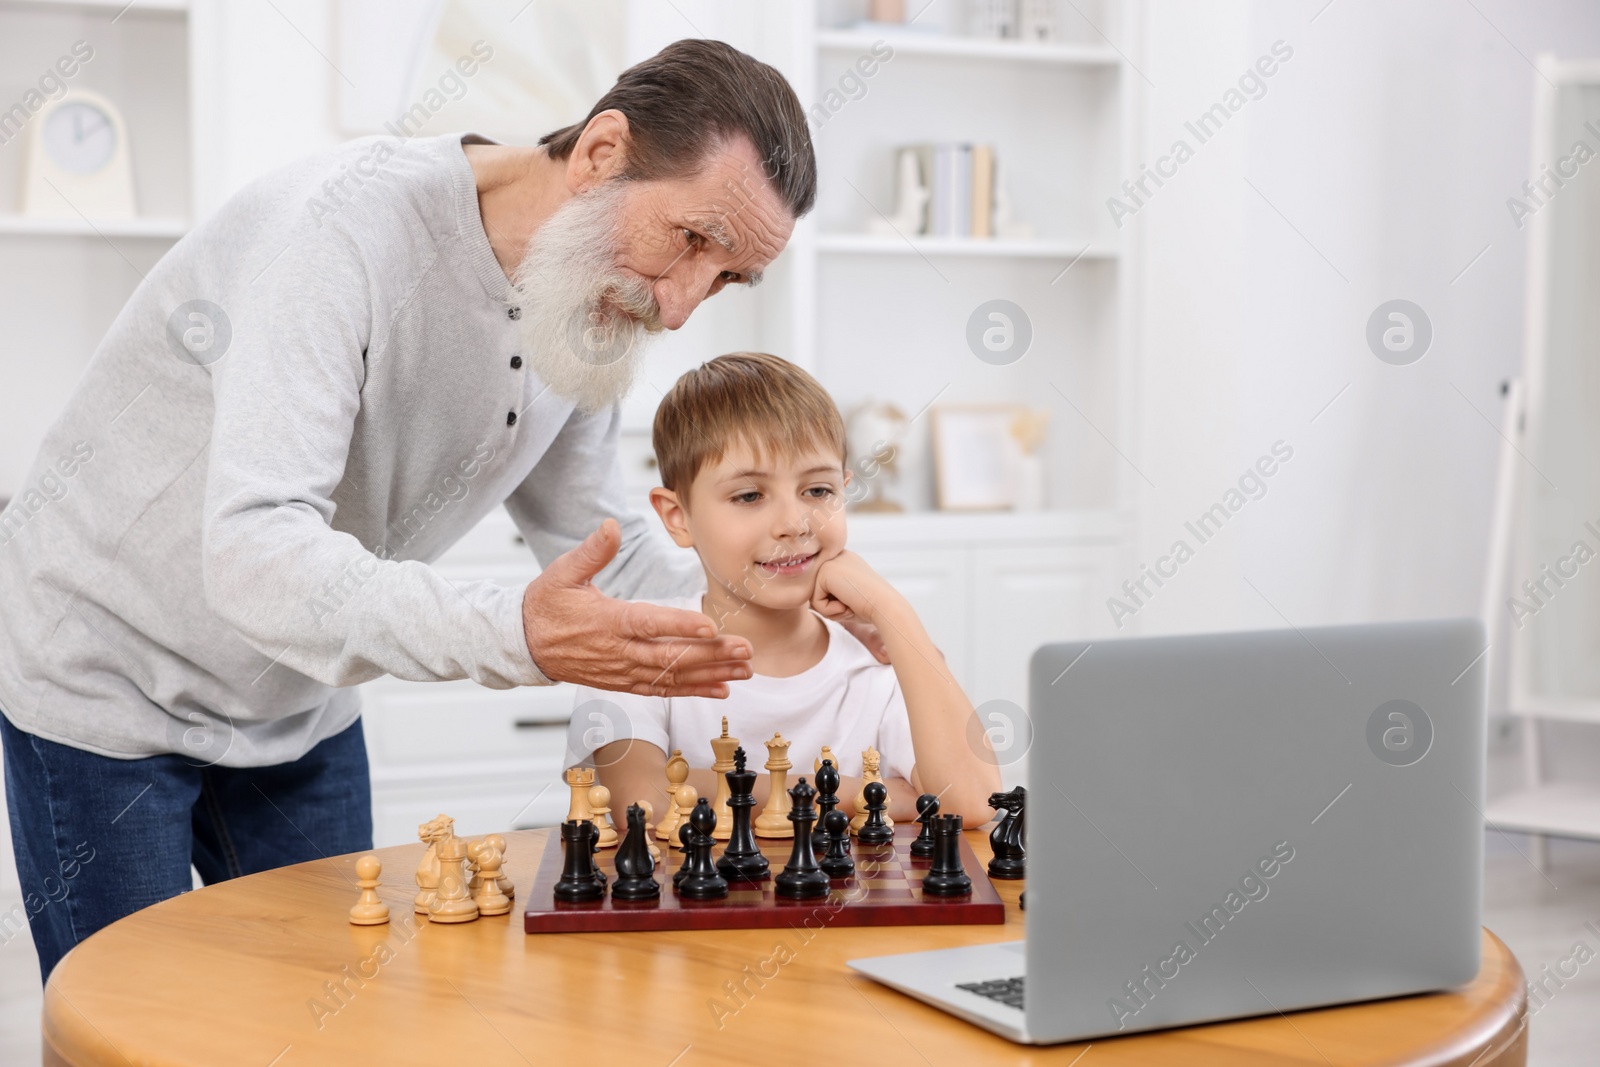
{"left": 2, "top": 0, "right": 1599, "bottom": 1059}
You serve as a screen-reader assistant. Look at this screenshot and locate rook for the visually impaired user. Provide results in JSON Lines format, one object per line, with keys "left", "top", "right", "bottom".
{"left": 921, "top": 814, "right": 973, "bottom": 898}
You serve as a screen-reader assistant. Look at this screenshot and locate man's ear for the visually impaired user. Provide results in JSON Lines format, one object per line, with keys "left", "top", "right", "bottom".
{"left": 567, "top": 109, "right": 630, "bottom": 193}
{"left": 649, "top": 486, "right": 695, "bottom": 549}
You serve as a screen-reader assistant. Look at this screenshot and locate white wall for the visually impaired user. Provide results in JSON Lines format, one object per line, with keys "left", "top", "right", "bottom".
{"left": 1127, "top": 0, "right": 1600, "bottom": 634}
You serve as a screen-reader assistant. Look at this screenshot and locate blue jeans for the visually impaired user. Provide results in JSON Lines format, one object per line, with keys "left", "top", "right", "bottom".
{"left": 1, "top": 710, "right": 371, "bottom": 982}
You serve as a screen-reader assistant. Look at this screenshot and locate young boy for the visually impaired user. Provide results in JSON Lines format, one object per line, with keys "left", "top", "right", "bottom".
{"left": 566, "top": 353, "right": 999, "bottom": 824}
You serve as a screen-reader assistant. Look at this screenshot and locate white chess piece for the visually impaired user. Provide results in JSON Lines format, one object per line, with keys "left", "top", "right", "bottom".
{"left": 588, "top": 784, "right": 618, "bottom": 848}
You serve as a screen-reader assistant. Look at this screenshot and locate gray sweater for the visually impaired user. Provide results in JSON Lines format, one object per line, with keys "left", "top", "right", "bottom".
{"left": 0, "top": 132, "right": 699, "bottom": 766}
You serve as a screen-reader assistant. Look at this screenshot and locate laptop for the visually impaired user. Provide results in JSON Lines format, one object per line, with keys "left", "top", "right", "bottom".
{"left": 848, "top": 617, "right": 1486, "bottom": 1044}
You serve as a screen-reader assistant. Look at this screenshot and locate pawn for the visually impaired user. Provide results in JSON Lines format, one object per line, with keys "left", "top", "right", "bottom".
{"left": 637, "top": 801, "right": 662, "bottom": 864}
{"left": 483, "top": 833, "right": 514, "bottom": 900}
{"left": 671, "top": 784, "right": 699, "bottom": 850}
{"left": 819, "top": 809, "right": 855, "bottom": 879}
{"left": 469, "top": 839, "right": 512, "bottom": 916}
{"left": 856, "top": 780, "right": 895, "bottom": 846}
{"left": 588, "top": 784, "right": 618, "bottom": 848}
{"left": 911, "top": 793, "right": 940, "bottom": 858}
{"left": 349, "top": 854, "right": 391, "bottom": 926}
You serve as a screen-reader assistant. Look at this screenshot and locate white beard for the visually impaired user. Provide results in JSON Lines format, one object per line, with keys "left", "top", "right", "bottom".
{"left": 509, "top": 181, "right": 664, "bottom": 414}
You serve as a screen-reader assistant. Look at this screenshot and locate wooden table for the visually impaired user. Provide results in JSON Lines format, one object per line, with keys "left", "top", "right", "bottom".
{"left": 44, "top": 829, "right": 1528, "bottom": 1066}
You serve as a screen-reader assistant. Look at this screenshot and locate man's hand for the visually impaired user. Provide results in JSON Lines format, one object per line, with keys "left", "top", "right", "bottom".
{"left": 522, "top": 519, "right": 752, "bottom": 697}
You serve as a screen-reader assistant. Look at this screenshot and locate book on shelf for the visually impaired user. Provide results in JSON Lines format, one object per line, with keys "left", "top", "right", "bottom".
{"left": 900, "top": 141, "right": 997, "bottom": 239}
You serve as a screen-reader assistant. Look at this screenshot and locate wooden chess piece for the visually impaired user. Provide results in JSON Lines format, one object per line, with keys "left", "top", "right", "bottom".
{"left": 709, "top": 717, "right": 739, "bottom": 840}
{"left": 676, "top": 798, "right": 730, "bottom": 900}
{"left": 911, "top": 794, "right": 940, "bottom": 858}
{"left": 856, "top": 780, "right": 895, "bottom": 846}
{"left": 612, "top": 804, "right": 661, "bottom": 901}
{"left": 553, "top": 820, "right": 605, "bottom": 903}
{"left": 564, "top": 766, "right": 596, "bottom": 824}
{"left": 588, "top": 784, "right": 618, "bottom": 848}
{"left": 716, "top": 747, "right": 770, "bottom": 883}
{"left": 428, "top": 823, "right": 480, "bottom": 923}
{"left": 774, "top": 778, "right": 831, "bottom": 900}
{"left": 851, "top": 746, "right": 893, "bottom": 832}
{"left": 483, "top": 833, "right": 513, "bottom": 899}
{"left": 413, "top": 815, "right": 448, "bottom": 914}
{"left": 921, "top": 814, "right": 973, "bottom": 897}
{"left": 349, "top": 854, "right": 391, "bottom": 925}
{"left": 637, "top": 801, "right": 662, "bottom": 864}
{"left": 656, "top": 749, "right": 689, "bottom": 840}
{"left": 468, "top": 838, "right": 512, "bottom": 916}
{"left": 819, "top": 810, "right": 855, "bottom": 879}
{"left": 754, "top": 733, "right": 793, "bottom": 838}
{"left": 812, "top": 758, "right": 843, "bottom": 853}
{"left": 670, "top": 784, "right": 699, "bottom": 850}
{"left": 814, "top": 746, "right": 839, "bottom": 776}
{"left": 986, "top": 786, "right": 1027, "bottom": 880}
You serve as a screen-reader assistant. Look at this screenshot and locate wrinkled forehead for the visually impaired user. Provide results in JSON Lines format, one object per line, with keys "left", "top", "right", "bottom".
{"left": 668, "top": 139, "right": 796, "bottom": 272}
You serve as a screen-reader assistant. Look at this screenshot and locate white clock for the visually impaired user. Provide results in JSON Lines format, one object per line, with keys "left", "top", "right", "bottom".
{"left": 22, "top": 89, "right": 137, "bottom": 220}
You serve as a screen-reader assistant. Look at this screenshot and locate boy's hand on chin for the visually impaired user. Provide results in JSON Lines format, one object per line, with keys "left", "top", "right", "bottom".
{"left": 813, "top": 552, "right": 893, "bottom": 663}
{"left": 814, "top": 551, "right": 942, "bottom": 667}
{"left": 810, "top": 550, "right": 883, "bottom": 622}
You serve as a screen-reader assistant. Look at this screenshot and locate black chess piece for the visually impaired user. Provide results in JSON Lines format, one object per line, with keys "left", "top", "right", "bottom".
{"left": 910, "top": 793, "right": 940, "bottom": 858}
{"left": 812, "top": 758, "right": 842, "bottom": 853}
{"left": 774, "top": 778, "right": 831, "bottom": 900}
{"left": 589, "top": 825, "right": 607, "bottom": 891}
{"left": 611, "top": 804, "right": 661, "bottom": 901}
{"left": 818, "top": 809, "right": 855, "bottom": 878}
{"left": 986, "top": 786, "right": 1026, "bottom": 880}
{"left": 921, "top": 814, "right": 973, "bottom": 897}
{"left": 672, "top": 818, "right": 694, "bottom": 889}
{"left": 553, "top": 820, "right": 604, "bottom": 903}
{"left": 856, "top": 780, "right": 895, "bottom": 846}
{"left": 717, "top": 747, "right": 771, "bottom": 882}
{"left": 676, "top": 798, "right": 730, "bottom": 900}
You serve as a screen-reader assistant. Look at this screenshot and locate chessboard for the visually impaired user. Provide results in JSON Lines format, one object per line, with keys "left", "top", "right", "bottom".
{"left": 523, "top": 824, "right": 1006, "bottom": 934}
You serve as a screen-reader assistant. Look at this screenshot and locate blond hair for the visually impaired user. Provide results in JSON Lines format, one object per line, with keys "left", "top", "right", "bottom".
{"left": 652, "top": 353, "right": 846, "bottom": 495}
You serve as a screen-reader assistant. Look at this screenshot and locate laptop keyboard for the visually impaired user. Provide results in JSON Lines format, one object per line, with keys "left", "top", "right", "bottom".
{"left": 956, "top": 976, "right": 1025, "bottom": 1010}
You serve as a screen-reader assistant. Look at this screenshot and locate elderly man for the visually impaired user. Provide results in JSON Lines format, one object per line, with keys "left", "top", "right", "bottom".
{"left": 0, "top": 39, "right": 829, "bottom": 980}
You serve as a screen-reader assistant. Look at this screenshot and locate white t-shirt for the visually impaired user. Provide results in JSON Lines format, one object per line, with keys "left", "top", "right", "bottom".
{"left": 566, "top": 596, "right": 916, "bottom": 782}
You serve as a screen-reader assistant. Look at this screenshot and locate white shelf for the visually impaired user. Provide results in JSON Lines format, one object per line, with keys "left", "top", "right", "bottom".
{"left": 0, "top": 0, "right": 188, "bottom": 12}
{"left": 1486, "top": 782, "right": 1600, "bottom": 841}
{"left": 816, "top": 28, "right": 1120, "bottom": 66}
{"left": 0, "top": 215, "right": 189, "bottom": 238}
{"left": 1506, "top": 694, "right": 1600, "bottom": 725}
{"left": 816, "top": 233, "right": 1113, "bottom": 259}
{"left": 849, "top": 507, "right": 1125, "bottom": 546}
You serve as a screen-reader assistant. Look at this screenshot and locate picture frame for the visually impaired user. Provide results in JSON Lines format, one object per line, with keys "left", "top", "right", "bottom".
{"left": 931, "top": 405, "right": 1026, "bottom": 511}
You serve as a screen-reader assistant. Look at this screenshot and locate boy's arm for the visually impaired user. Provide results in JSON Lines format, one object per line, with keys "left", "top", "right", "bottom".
{"left": 593, "top": 739, "right": 672, "bottom": 827}
{"left": 812, "top": 551, "right": 1001, "bottom": 823}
